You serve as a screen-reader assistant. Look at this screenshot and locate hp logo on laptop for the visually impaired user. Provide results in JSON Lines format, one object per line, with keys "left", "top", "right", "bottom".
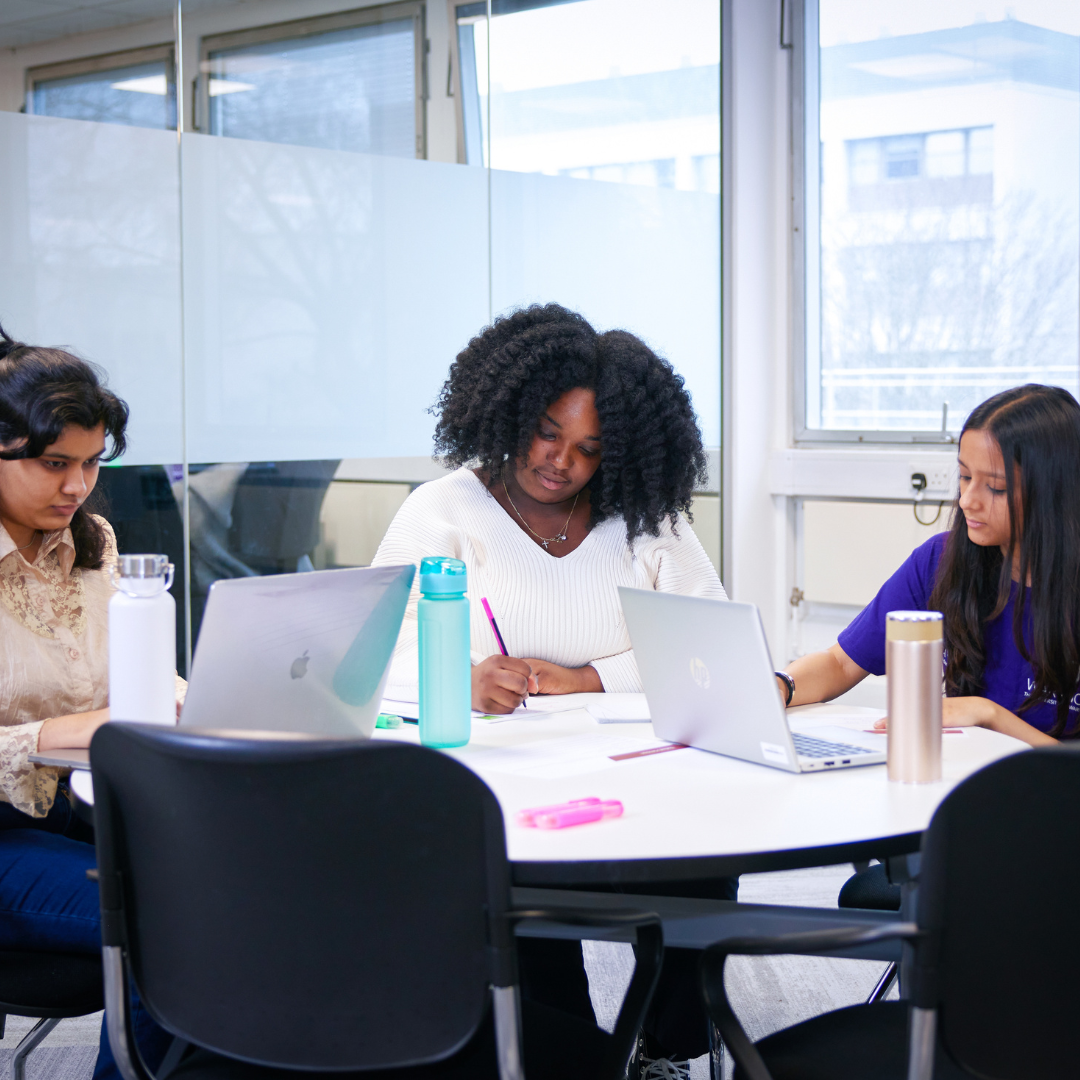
{"left": 689, "top": 657, "right": 710, "bottom": 690}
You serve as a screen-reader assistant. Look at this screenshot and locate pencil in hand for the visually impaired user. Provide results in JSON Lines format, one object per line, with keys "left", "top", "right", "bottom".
{"left": 480, "top": 596, "right": 527, "bottom": 708}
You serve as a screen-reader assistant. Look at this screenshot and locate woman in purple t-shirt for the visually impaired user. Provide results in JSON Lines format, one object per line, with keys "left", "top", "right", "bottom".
{"left": 777, "top": 384, "right": 1080, "bottom": 748}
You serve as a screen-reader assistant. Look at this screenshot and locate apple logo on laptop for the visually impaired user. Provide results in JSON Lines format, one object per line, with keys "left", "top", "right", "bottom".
{"left": 689, "top": 657, "right": 710, "bottom": 690}
{"left": 290, "top": 650, "right": 310, "bottom": 680}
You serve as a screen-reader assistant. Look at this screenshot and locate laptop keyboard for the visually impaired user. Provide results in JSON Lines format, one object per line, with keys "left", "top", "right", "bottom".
{"left": 791, "top": 732, "right": 879, "bottom": 759}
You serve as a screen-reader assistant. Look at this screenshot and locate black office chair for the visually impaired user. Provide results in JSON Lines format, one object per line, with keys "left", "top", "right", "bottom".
{"left": 699, "top": 746, "right": 1080, "bottom": 1080}
{"left": 89, "top": 724, "right": 662, "bottom": 1080}
{"left": 0, "top": 951, "right": 103, "bottom": 1080}
{"left": 836, "top": 860, "right": 903, "bottom": 1003}
{"left": 228, "top": 460, "right": 340, "bottom": 575}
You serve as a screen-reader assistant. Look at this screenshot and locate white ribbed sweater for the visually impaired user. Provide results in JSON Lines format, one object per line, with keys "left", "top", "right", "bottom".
{"left": 372, "top": 468, "right": 728, "bottom": 696}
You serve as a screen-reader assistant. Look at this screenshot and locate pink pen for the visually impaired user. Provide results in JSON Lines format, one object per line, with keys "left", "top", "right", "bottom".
{"left": 534, "top": 800, "right": 624, "bottom": 830}
{"left": 516, "top": 798, "right": 601, "bottom": 828}
{"left": 481, "top": 596, "right": 527, "bottom": 708}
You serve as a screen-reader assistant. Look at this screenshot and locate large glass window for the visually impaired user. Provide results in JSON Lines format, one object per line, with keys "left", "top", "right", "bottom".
{"left": 200, "top": 4, "right": 425, "bottom": 156}
{"left": 455, "top": 0, "right": 719, "bottom": 192}
{"left": 27, "top": 47, "right": 177, "bottom": 129}
{"left": 798, "top": 1, "right": 1080, "bottom": 439}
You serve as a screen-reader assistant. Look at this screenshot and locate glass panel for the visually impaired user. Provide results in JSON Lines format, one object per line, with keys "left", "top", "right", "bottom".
{"left": 180, "top": 134, "right": 487, "bottom": 464}
{"left": 0, "top": 113, "right": 183, "bottom": 465}
{"left": 207, "top": 19, "right": 417, "bottom": 155}
{"left": 1, "top": 0, "right": 186, "bottom": 668}
{"left": 32, "top": 59, "right": 177, "bottom": 129}
{"left": 809, "top": 1, "right": 1080, "bottom": 434}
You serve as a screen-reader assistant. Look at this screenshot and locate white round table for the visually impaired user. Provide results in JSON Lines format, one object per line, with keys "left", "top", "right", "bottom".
{"left": 373, "top": 703, "right": 1026, "bottom": 885}
{"left": 68, "top": 704, "right": 1025, "bottom": 887}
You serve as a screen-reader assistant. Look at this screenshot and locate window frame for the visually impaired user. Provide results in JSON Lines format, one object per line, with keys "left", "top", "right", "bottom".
{"left": 25, "top": 43, "right": 177, "bottom": 123}
{"left": 197, "top": 2, "right": 428, "bottom": 159}
{"left": 791, "top": 0, "right": 961, "bottom": 447}
{"left": 446, "top": 3, "right": 482, "bottom": 166}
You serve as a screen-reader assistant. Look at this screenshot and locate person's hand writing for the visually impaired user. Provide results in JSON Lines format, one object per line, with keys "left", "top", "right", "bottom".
{"left": 472, "top": 655, "right": 537, "bottom": 714}
{"left": 521, "top": 660, "right": 602, "bottom": 696}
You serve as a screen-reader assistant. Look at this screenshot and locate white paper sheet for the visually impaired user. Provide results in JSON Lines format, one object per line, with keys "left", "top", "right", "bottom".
{"left": 447, "top": 732, "right": 675, "bottom": 779}
{"left": 379, "top": 692, "right": 651, "bottom": 725}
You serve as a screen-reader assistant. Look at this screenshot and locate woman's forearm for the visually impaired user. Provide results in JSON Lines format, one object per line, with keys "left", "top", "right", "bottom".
{"left": 37, "top": 709, "right": 110, "bottom": 752}
{"left": 991, "top": 711, "right": 1058, "bottom": 747}
{"left": 781, "top": 643, "right": 869, "bottom": 707}
{"left": 953, "top": 698, "right": 1058, "bottom": 748}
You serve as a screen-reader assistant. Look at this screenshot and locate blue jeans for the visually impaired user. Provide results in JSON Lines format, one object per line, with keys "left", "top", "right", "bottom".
{"left": 0, "top": 789, "right": 172, "bottom": 1079}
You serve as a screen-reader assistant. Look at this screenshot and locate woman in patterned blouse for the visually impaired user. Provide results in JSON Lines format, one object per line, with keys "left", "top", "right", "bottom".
{"left": 0, "top": 324, "right": 173, "bottom": 1078}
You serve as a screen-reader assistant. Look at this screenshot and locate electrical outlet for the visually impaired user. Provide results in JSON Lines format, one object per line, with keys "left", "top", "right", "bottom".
{"left": 912, "top": 463, "right": 955, "bottom": 495}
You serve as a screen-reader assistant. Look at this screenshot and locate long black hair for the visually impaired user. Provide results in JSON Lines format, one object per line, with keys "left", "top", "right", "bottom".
{"left": 0, "top": 322, "right": 129, "bottom": 570}
{"left": 432, "top": 303, "right": 709, "bottom": 543}
{"left": 929, "top": 384, "right": 1080, "bottom": 736}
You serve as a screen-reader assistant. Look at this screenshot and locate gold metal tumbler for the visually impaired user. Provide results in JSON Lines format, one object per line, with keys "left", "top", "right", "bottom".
{"left": 886, "top": 611, "right": 943, "bottom": 783}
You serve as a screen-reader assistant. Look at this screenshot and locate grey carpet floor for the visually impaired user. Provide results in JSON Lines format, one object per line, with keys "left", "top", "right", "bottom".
{"left": 584, "top": 863, "right": 897, "bottom": 1079}
{"left": 1, "top": 864, "right": 891, "bottom": 1079}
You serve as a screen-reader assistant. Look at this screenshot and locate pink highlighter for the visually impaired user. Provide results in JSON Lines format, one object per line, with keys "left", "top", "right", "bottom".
{"left": 516, "top": 798, "right": 600, "bottom": 828}
{"left": 517, "top": 798, "right": 624, "bottom": 830}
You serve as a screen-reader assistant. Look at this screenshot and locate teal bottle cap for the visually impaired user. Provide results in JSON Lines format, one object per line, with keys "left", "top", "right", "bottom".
{"left": 419, "top": 556, "right": 467, "bottom": 596}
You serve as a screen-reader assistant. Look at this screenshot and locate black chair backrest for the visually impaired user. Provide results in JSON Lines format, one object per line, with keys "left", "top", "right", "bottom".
{"left": 918, "top": 745, "right": 1080, "bottom": 1080}
{"left": 228, "top": 460, "right": 339, "bottom": 570}
{"left": 91, "top": 724, "right": 510, "bottom": 1071}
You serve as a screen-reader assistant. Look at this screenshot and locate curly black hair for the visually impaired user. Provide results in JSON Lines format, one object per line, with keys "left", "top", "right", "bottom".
{"left": 432, "top": 303, "right": 708, "bottom": 544}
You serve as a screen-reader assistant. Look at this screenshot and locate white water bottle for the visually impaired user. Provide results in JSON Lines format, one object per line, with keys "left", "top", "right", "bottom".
{"left": 109, "top": 554, "right": 177, "bottom": 725}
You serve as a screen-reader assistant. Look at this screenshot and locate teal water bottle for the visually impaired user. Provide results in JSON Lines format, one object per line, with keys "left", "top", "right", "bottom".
{"left": 418, "top": 556, "right": 471, "bottom": 748}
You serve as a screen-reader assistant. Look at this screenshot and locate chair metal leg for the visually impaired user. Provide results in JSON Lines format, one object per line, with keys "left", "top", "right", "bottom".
{"left": 492, "top": 985, "right": 526, "bottom": 1080}
{"left": 707, "top": 1016, "right": 725, "bottom": 1080}
{"left": 624, "top": 1030, "right": 644, "bottom": 1080}
{"left": 867, "top": 961, "right": 898, "bottom": 1003}
{"left": 11, "top": 1017, "right": 61, "bottom": 1080}
{"left": 906, "top": 1006, "right": 936, "bottom": 1080}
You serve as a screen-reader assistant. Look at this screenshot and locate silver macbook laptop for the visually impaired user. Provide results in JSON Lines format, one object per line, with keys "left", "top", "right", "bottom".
{"left": 180, "top": 564, "right": 414, "bottom": 738}
{"left": 619, "top": 588, "right": 886, "bottom": 773}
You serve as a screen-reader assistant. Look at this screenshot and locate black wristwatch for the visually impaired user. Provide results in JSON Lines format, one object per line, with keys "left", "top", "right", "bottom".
{"left": 775, "top": 670, "right": 795, "bottom": 707}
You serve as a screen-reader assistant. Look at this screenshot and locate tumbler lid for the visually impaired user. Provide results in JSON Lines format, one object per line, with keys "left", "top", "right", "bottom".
{"left": 886, "top": 610, "right": 943, "bottom": 641}
{"left": 111, "top": 554, "right": 174, "bottom": 597}
{"left": 117, "top": 554, "right": 171, "bottom": 579}
{"left": 419, "top": 556, "right": 467, "bottom": 596}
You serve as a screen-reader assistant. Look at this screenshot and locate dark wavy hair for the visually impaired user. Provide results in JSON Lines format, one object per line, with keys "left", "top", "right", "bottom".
{"left": 0, "top": 322, "right": 129, "bottom": 570}
{"left": 929, "top": 384, "right": 1080, "bottom": 737}
{"left": 432, "top": 303, "right": 708, "bottom": 543}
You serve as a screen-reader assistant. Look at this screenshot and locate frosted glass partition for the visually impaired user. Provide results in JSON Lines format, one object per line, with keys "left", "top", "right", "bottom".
{"left": 491, "top": 170, "right": 720, "bottom": 447}
{"left": 180, "top": 133, "right": 488, "bottom": 463}
{"left": 0, "top": 112, "right": 183, "bottom": 465}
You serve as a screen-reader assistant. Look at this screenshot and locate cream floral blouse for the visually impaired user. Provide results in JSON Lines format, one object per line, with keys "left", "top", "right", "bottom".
{"left": 0, "top": 516, "right": 184, "bottom": 817}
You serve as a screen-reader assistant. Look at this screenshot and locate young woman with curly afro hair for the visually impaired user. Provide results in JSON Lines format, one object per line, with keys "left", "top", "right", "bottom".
{"left": 374, "top": 302, "right": 727, "bottom": 712}
{"left": 373, "top": 303, "right": 731, "bottom": 1073}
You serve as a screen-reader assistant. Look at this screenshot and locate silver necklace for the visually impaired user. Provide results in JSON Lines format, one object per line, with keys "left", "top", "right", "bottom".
{"left": 502, "top": 481, "right": 579, "bottom": 551}
{"left": 12, "top": 530, "right": 39, "bottom": 554}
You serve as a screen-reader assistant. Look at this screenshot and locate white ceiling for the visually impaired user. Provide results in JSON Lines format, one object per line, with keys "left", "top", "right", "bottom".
{"left": 0, "top": 0, "right": 247, "bottom": 51}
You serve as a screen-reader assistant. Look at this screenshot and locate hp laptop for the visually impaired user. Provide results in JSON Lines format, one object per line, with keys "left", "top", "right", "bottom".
{"left": 619, "top": 588, "right": 886, "bottom": 773}
{"left": 180, "top": 564, "right": 414, "bottom": 738}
